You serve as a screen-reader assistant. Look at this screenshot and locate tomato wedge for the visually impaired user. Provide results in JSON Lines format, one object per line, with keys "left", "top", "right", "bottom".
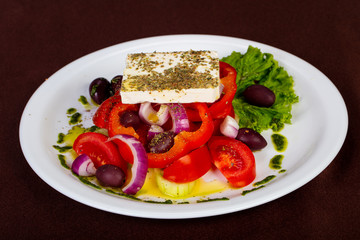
{"left": 208, "top": 136, "right": 256, "bottom": 188}
{"left": 162, "top": 145, "right": 212, "bottom": 183}
{"left": 73, "top": 132, "right": 127, "bottom": 174}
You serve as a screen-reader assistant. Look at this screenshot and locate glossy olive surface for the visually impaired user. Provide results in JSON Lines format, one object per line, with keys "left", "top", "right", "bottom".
{"left": 148, "top": 131, "right": 175, "bottom": 153}
{"left": 120, "top": 110, "right": 141, "bottom": 130}
{"left": 243, "top": 85, "right": 275, "bottom": 107}
{"left": 89, "top": 77, "right": 112, "bottom": 105}
{"left": 236, "top": 128, "right": 267, "bottom": 151}
{"left": 96, "top": 164, "right": 126, "bottom": 187}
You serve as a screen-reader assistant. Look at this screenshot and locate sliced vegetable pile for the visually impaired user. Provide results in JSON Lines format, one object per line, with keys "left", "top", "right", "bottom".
{"left": 69, "top": 46, "right": 298, "bottom": 198}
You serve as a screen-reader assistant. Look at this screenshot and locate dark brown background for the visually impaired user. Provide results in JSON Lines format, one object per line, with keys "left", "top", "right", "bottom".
{"left": 2, "top": 0, "right": 359, "bottom": 239}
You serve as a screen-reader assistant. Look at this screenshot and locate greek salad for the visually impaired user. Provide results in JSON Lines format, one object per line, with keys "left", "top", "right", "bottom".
{"left": 54, "top": 46, "right": 298, "bottom": 203}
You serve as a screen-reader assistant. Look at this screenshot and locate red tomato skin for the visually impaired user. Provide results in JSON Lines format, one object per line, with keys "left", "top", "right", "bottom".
{"left": 208, "top": 136, "right": 256, "bottom": 188}
{"left": 162, "top": 145, "right": 212, "bottom": 183}
{"left": 73, "top": 132, "right": 127, "bottom": 174}
{"left": 111, "top": 137, "right": 134, "bottom": 164}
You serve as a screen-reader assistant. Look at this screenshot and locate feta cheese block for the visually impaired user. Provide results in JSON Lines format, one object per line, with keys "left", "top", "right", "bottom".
{"left": 120, "top": 50, "right": 221, "bottom": 104}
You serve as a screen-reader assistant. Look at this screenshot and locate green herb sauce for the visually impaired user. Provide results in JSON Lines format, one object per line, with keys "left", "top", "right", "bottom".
{"left": 78, "top": 95, "right": 88, "bottom": 105}
{"left": 105, "top": 189, "right": 141, "bottom": 201}
{"left": 144, "top": 199, "right": 173, "bottom": 204}
{"left": 242, "top": 185, "right": 265, "bottom": 196}
{"left": 106, "top": 189, "right": 174, "bottom": 204}
{"left": 78, "top": 95, "right": 92, "bottom": 110}
{"left": 253, "top": 175, "right": 276, "bottom": 187}
{"left": 88, "top": 125, "right": 100, "bottom": 132}
{"left": 69, "top": 112, "right": 82, "bottom": 125}
{"left": 271, "top": 133, "right": 287, "bottom": 152}
{"left": 76, "top": 175, "right": 101, "bottom": 190}
{"left": 58, "top": 154, "right": 70, "bottom": 169}
{"left": 269, "top": 154, "right": 284, "bottom": 170}
{"left": 53, "top": 145, "right": 72, "bottom": 153}
{"left": 57, "top": 133, "right": 65, "bottom": 144}
{"left": 67, "top": 108, "right": 77, "bottom": 115}
{"left": 197, "top": 197, "right": 229, "bottom": 203}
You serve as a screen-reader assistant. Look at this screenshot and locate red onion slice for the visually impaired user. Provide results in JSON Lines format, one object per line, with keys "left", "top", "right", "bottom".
{"left": 109, "top": 134, "right": 148, "bottom": 195}
{"left": 167, "top": 103, "right": 190, "bottom": 134}
{"left": 220, "top": 115, "right": 240, "bottom": 138}
{"left": 139, "top": 102, "right": 169, "bottom": 126}
{"left": 71, "top": 154, "right": 96, "bottom": 176}
{"left": 147, "top": 124, "right": 164, "bottom": 141}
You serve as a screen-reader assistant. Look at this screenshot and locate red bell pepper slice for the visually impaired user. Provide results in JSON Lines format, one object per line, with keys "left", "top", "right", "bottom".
{"left": 92, "top": 95, "right": 122, "bottom": 129}
{"left": 147, "top": 103, "right": 214, "bottom": 168}
{"left": 209, "top": 61, "right": 237, "bottom": 119}
{"left": 107, "top": 102, "right": 139, "bottom": 138}
{"left": 185, "top": 61, "right": 237, "bottom": 121}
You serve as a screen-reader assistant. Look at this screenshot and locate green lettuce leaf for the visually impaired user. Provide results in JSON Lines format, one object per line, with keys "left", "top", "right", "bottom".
{"left": 221, "top": 46, "right": 299, "bottom": 132}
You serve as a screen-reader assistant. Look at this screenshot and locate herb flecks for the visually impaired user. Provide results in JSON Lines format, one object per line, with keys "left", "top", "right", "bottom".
{"left": 122, "top": 50, "right": 220, "bottom": 92}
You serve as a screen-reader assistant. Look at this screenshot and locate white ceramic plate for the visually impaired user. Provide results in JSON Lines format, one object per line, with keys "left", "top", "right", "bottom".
{"left": 19, "top": 35, "right": 348, "bottom": 219}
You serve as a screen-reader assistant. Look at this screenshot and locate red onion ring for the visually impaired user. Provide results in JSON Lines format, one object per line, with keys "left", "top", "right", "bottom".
{"left": 139, "top": 102, "right": 169, "bottom": 126}
{"left": 71, "top": 154, "right": 96, "bottom": 176}
{"left": 109, "top": 134, "right": 148, "bottom": 195}
{"left": 167, "top": 103, "right": 190, "bottom": 134}
{"left": 220, "top": 115, "right": 239, "bottom": 138}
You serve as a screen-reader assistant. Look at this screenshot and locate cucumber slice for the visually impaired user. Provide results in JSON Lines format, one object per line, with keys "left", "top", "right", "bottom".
{"left": 154, "top": 169, "right": 196, "bottom": 198}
